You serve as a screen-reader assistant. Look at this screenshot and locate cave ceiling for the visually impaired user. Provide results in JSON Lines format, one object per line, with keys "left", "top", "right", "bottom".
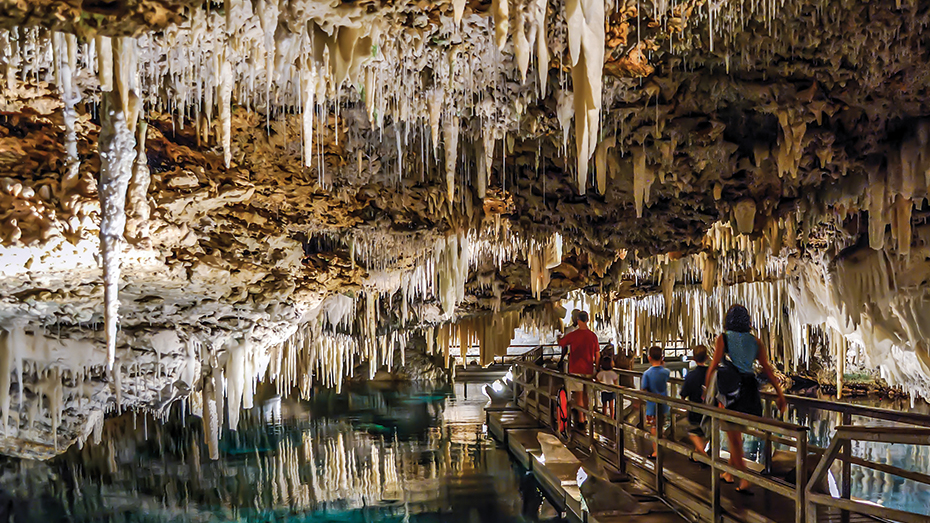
{"left": 0, "top": 0, "right": 928, "bottom": 456}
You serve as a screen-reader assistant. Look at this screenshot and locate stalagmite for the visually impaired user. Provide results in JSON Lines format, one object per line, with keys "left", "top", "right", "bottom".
{"left": 97, "top": 91, "right": 137, "bottom": 371}
{"left": 95, "top": 36, "right": 113, "bottom": 92}
{"left": 443, "top": 114, "right": 459, "bottom": 202}
{"left": 125, "top": 121, "right": 151, "bottom": 241}
{"left": 492, "top": 0, "right": 510, "bottom": 50}
{"left": 733, "top": 199, "right": 757, "bottom": 234}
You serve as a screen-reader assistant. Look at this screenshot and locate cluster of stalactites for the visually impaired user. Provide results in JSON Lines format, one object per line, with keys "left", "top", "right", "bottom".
{"left": 435, "top": 304, "right": 564, "bottom": 366}
{"left": 605, "top": 279, "right": 800, "bottom": 370}
{"left": 526, "top": 233, "right": 563, "bottom": 299}
{"left": 790, "top": 242, "right": 930, "bottom": 401}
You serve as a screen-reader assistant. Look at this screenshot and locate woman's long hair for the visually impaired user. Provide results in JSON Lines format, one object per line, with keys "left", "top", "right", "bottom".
{"left": 724, "top": 304, "right": 752, "bottom": 333}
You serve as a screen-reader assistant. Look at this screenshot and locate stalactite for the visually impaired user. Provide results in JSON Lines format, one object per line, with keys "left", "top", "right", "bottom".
{"left": 733, "top": 199, "right": 757, "bottom": 234}
{"left": 218, "top": 58, "right": 234, "bottom": 169}
{"left": 566, "top": 0, "right": 604, "bottom": 195}
{"left": 443, "top": 114, "right": 459, "bottom": 202}
{"left": 125, "top": 121, "right": 151, "bottom": 241}
{"left": 97, "top": 91, "right": 136, "bottom": 371}
{"left": 95, "top": 35, "right": 113, "bottom": 92}
{"left": 492, "top": 0, "right": 510, "bottom": 50}
{"left": 632, "top": 146, "right": 654, "bottom": 218}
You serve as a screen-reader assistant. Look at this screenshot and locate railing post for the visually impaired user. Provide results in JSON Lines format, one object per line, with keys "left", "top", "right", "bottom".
{"left": 711, "top": 416, "right": 721, "bottom": 523}
{"left": 796, "top": 429, "right": 808, "bottom": 523}
{"left": 534, "top": 370, "right": 540, "bottom": 423}
{"left": 547, "top": 369, "right": 554, "bottom": 430}
{"left": 616, "top": 389, "right": 625, "bottom": 473}
{"left": 763, "top": 400, "right": 773, "bottom": 475}
{"left": 841, "top": 412, "right": 852, "bottom": 523}
{"left": 655, "top": 402, "right": 665, "bottom": 496}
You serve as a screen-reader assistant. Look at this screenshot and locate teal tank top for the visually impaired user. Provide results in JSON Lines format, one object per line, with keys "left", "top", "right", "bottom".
{"left": 724, "top": 331, "right": 759, "bottom": 374}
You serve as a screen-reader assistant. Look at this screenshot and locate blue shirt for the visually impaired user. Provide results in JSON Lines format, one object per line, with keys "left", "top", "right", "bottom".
{"left": 641, "top": 365, "right": 670, "bottom": 417}
{"left": 725, "top": 331, "right": 759, "bottom": 374}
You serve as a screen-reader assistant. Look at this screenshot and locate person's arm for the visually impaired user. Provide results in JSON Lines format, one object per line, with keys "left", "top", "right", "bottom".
{"left": 557, "top": 331, "right": 572, "bottom": 367}
{"left": 756, "top": 336, "right": 788, "bottom": 413}
{"left": 705, "top": 335, "right": 725, "bottom": 392}
{"left": 680, "top": 373, "right": 695, "bottom": 399}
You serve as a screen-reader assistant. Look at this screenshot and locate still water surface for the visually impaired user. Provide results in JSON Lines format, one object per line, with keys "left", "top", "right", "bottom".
{"left": 0, "top": 382, "right": 559, "bottom": 523}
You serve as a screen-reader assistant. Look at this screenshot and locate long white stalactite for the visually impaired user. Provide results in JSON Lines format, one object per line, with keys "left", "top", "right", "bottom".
{"left": 97, "top": 91, "right": 136, "bottom": 371}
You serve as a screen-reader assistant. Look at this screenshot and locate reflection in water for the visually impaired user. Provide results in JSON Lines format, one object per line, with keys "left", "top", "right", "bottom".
{"left": 0, "top": 382, "right": 556, "bottom": 523}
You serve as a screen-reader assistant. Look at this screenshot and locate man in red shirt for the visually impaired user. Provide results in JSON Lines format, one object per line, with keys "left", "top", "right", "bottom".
{"left": 557, "top": 310, "right": 599, "bottom": 425}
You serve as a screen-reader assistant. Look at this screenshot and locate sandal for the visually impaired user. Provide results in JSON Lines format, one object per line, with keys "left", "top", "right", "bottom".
{"left": 720, "top": 474, "right": 735, "bottom": 484}
{"left": 735, "top": 486, "right": 754, "bottom": 496}
{"left": 646, "top": 453, "right": 657, "bottom": 460}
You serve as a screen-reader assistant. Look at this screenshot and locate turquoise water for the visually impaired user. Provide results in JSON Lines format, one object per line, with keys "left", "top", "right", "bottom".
{"left": 0, "top": 382, "right": 558, "bottom": 523}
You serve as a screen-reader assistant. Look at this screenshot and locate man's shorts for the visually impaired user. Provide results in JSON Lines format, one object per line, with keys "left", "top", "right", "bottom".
{"left": 565, "top": 374, "right": 587, "bottom": 394}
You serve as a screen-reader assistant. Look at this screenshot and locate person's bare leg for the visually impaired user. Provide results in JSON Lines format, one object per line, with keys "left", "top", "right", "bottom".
{"left": 689, "top": 434, "right": 708, "bottom": 455}
{"left": 725, "top": 430, "right": 750, "bottom": 490}
{"left": 650, "top": 425, "right": 658, "bottom": 457}
{"left": 578, "top": 390, "right": 588, "bottom": 423}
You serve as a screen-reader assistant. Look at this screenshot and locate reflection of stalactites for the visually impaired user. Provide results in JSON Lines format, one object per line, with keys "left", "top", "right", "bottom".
{"left": 202, "top": 374, "right": 219, "bottom": 460}
{"left": 97, "top": 92, "right": 136, "bottom": 371}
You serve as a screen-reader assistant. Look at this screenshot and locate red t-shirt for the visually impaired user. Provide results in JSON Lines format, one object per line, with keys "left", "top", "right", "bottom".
{"left": 559, "top": 329, "right": 600, "bottom": 375}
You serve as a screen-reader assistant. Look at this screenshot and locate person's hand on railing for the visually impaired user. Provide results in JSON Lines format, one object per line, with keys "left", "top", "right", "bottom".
{"left": 775, "top": 392, "right": 787, "bottom": 414}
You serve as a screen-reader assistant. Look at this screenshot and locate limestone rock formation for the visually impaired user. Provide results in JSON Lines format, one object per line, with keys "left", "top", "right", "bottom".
{"left": 0, "top": 0, "right": 929, "bottom": 458}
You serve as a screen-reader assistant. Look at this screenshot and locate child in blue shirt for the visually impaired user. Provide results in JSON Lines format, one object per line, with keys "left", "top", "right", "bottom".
{"left": 641, "top": 346, "right": 670, "bottom": 459}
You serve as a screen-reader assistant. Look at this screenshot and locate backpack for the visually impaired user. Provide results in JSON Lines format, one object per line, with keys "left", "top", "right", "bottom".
{"left": 714, "top": 333, "right": 748, "bottom": 408}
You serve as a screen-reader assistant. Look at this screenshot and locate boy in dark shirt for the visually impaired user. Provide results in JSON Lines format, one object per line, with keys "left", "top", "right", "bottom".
{"left": 680, "top": 345, "right": 709, "bottom": 459}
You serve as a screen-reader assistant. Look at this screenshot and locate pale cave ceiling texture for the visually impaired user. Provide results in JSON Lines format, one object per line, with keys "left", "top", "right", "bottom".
{"left": 0, "top": 0, "right": 929, "bottom": 458}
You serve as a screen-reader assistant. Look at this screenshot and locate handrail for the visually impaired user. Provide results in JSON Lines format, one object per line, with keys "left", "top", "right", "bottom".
{"left": 806, "top": 425, "right": 930, "bottom": 523}
{"left": 518, "top": 361, "right": 808, "bottom": 434}
{"left": 511, "top": 359, "right": 811, "bottom": 523}
{"left": 536, "top": 354, "right": 930, "bottom": 429}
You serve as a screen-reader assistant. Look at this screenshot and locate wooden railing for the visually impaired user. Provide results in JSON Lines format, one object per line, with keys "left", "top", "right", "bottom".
{"left": 511, "top": 359, "right": 811, "bottom": 523}
{"left": 805, "top": 426, "right": 930, "bottom": 523}
{"left": 510, "top": 350, "right": 930, "bottom": 523}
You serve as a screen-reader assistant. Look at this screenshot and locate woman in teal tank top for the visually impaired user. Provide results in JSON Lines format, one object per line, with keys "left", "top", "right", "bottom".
{"left": 705, "top": 304, "right": 787, "bottom": 494}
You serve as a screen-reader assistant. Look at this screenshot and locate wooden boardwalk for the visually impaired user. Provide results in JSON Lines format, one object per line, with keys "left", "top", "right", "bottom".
{"left": 487, "top": 409, "right": 881, "bottom": 523}
{"left": 488, "top": 409, "right": 686, "bottom": 523}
